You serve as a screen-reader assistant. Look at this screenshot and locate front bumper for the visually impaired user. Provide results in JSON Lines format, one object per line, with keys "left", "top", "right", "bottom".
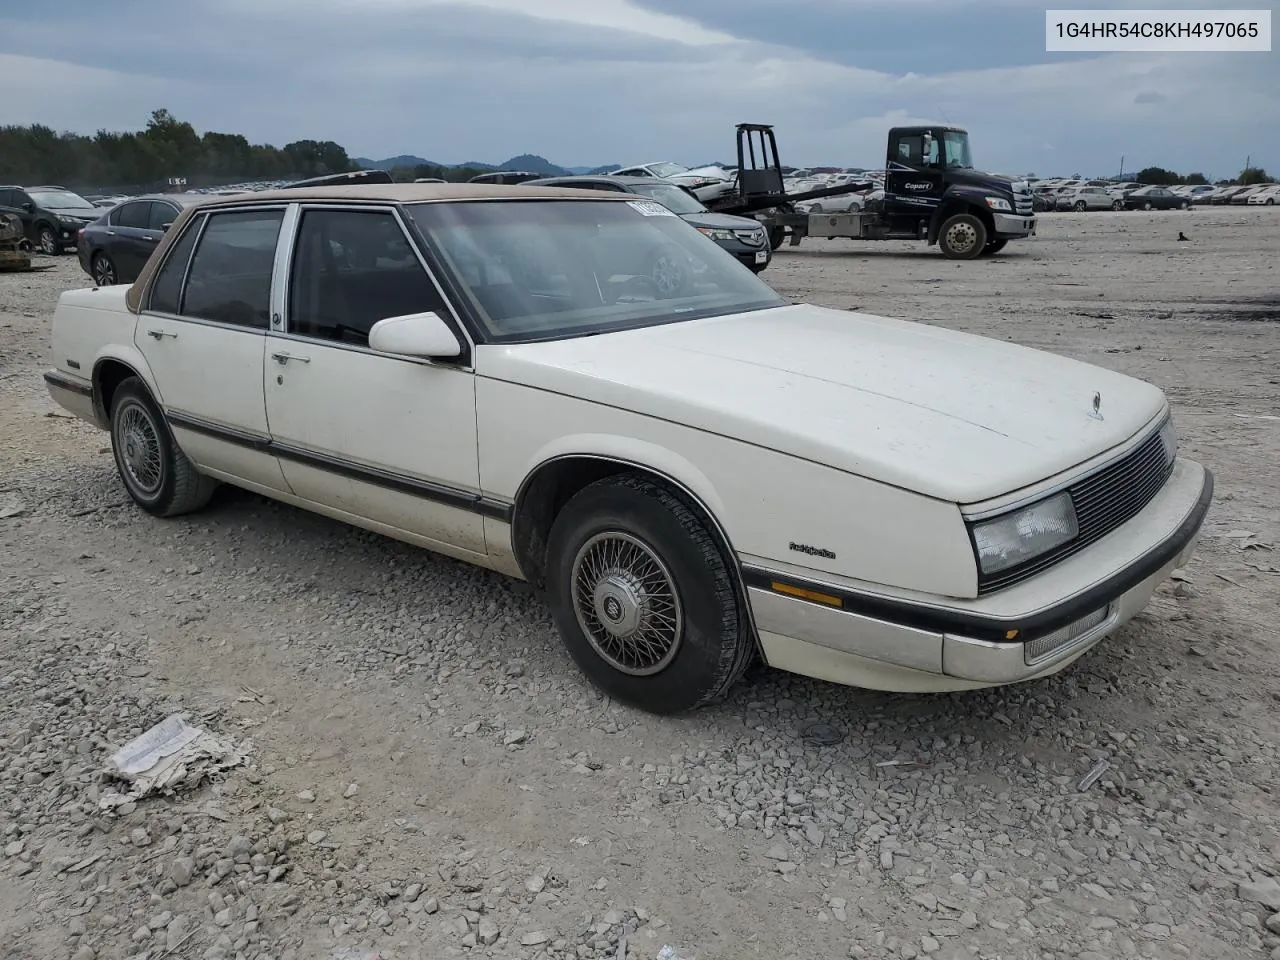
{"left": 745, "top": 458, "right": 1212, "bottom": 693}
{"left": 991, "top": 211, "right": 1036, "bottom": 238}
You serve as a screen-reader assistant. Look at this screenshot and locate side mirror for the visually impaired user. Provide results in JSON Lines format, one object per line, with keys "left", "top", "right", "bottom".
{"left": 368, "top": 310, "right": 461, "bottom": 360}
{"left": 22, "top": 201, "right": 34, "bottom": 212}
{"left": 161, "top": 221, "right": 173, "bottom": 231}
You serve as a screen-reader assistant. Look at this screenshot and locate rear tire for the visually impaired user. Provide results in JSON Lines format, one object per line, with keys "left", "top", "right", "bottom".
{"left": 109, "top": 377, "right": 217, "bottom": 518}
{"left": 938, "top": 213, "right": 988, "bottom": 259}
{"left": 91, "top": 252, "right": 117, "bottom": 286}
{"left": 1112, "top": 200, "right": 1123, "bottom": 210}
{"left": 544, "top": 474, "right": 754, "bottom": 714}
{"left": 1073, "top": 200, "right": 1087, "bottom": 212}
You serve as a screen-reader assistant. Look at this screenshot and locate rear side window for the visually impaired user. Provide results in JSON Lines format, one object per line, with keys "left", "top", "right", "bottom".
{"left": 180, "top": 209, "right": 284, "bottom": 328}
{"left": 147, "top": 219, "right": 202, "bottom": 315}
{"left": 113, "top": 202, "right": 150, "bottom": 229}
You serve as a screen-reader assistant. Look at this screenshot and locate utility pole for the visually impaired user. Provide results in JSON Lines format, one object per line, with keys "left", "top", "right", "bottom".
{"left": 1119, "top": 155, "right": 1124, "bottom": 179}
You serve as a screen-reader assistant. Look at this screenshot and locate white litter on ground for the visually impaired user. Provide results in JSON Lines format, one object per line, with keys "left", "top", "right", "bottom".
{"left": 98, "top": 713, "right": 246, "bottom": 810}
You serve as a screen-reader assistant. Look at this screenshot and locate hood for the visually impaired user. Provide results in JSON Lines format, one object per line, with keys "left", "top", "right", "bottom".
{"left": 47, "top": 206, "right": 101, "bottom": 222}
{"left": 478, "top": 304, "right": 1167, "bottom": 504}
{"left": 678, "top": 211, "right": 765, "bottom": 231}
{"left": 945, "top": 169, "right": 1018, "bottom": 194}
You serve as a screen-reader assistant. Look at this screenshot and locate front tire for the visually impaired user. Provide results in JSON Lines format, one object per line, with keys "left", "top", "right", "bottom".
{"left": 1074, "top": 200, "right": 1087, "bottom": 212}
{"left": 767, "top": 226, "right": 786, "bottom": 251}
{"left": 938, "top": 213, "right": 988, "bottom": 259}
{"left": 109, "top": 377, "right": 216, "bottom": 517}
{"left": 544, "top": 474, "right": 754, "bottom": 714}
{"left": 38, "top": 226, "right": 60, "bottom": 256}
{"left": 1112, "top": 200, "right": 1123, "bottom": 210}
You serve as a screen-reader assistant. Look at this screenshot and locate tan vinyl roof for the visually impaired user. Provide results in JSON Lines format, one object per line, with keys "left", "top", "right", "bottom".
{"left": 124, "top": 182, "right": 624, "bottom": 313}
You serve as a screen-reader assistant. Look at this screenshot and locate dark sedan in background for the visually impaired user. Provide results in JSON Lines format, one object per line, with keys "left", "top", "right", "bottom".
{"left": 1120, "top": 186, "right": 1192, "bottom": 211}
{"left": 76, "top": 193, "right": 207, "bottom": 285}
{"left": 522, "top": 174, "right": 773, "bottom": 273}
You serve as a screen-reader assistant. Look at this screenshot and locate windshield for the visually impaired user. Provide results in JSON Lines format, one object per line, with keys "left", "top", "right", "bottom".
{"left": 405, "top": 199, "right": 786, "bottom": 343}
{"left": 942, "top": 131, "right": 973, "bottom": 170}
{"left": 30, "top": 189, "right": 95, "bottom": 210}
{"left": 630, "top": 183, "right": 707, "bottom": 215}
{"left": 648, "top": 162, "right": 689, "bottom": 178}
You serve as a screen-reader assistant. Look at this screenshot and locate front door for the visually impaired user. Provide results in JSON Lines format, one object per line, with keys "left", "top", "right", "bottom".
{"left": 263, "top": 205, "right": 486, "bottom": 558}
{"left": 135, "top": 205, "right": 291, "bottom": 493}
{"left": 885, "top": 130, "right": 945, "bottom": 222}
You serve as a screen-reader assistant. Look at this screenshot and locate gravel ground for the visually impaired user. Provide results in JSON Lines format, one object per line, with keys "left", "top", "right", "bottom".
{"left": 2, "top": 207, "right": 1279, "bottom": 960}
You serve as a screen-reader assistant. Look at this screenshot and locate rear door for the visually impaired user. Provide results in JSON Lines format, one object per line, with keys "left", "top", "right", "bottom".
{"left": 108, "top": 201, "right": 157, "bottom": 277}
{"left": 135, "top": 205, "right": 291, "bottom": 492}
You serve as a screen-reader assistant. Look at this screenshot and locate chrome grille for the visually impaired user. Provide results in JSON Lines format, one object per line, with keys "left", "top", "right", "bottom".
{"left": 976, "top": 421, "right": 1176, "bottom": 595}
{"left": 1010, "top": 181, "right": 1034, "bottom": 217}
{"left": 734, "top": 229, "right": 765, "bottom": 246}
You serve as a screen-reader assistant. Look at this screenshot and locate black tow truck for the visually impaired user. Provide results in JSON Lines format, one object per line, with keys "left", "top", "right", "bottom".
{"left": 706, "top": 123, "right": 1036, "bottom": 259}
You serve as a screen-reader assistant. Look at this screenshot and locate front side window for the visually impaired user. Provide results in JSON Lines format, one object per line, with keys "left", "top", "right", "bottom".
{"left": 288, "top": 208, "right": 444, "bottom": 347}
{"left": 406, "top": 199, "right": 786, "bottom": 344}
{"left": 179, "top": 209, "right": 283, "bottom": 328}
{"left": 148, "top": 201, "right": 179, "bottom": 231}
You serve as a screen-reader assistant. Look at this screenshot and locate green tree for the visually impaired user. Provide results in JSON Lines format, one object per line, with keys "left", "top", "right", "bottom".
{"left": 0, "top": 109, "right": 361, "bottom": 192}
{"left": 1182, "top": 172, "right": 1208, "bottom": 185}
{"left": 1239, "top": 166, "right": 1271, "bottom": 185}
{"left": 1134, "top": 166, "right": 1181, "bottom": 185}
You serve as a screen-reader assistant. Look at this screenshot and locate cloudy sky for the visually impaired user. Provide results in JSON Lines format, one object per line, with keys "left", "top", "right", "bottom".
{"left": 1, "top": 0, "right": 1276, "bottom": 178}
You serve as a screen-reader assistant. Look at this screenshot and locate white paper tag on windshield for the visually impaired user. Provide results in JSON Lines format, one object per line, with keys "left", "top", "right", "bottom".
{"left": 627, "top": 199, "right": 676, "bottom": 217}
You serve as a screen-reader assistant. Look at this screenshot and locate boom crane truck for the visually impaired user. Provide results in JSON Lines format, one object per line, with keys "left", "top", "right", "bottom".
{"left": 706, "top": 123, "right": 1037, "bottom": 259}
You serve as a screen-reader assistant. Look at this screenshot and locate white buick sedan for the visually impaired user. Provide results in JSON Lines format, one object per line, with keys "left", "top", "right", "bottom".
{"left": 44, "top": 183, "right": 1213, "bottom": 714}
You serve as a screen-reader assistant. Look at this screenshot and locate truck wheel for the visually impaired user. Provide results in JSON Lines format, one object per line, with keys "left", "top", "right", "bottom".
{"left": 544, "top": 474, "right": 754, "bottom": 714}
{"left": 981, "top": 239, "right": 1008, "bottom": 256}
{"left": 109, "top": 377, "right": 217, "bottom": 517}
{"left": 938, "top": 214, "right": 988, "bottom": 259}
{"left": 767, "top": 226, "right": 786, "bottom": 250}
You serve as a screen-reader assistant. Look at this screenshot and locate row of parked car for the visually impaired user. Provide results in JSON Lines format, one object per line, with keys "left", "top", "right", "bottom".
{"left": 11, "top": 167, "right": 774, "bottom": 288}
{"left": 1032, "top": 178, "right": 1280, "bottom": 212}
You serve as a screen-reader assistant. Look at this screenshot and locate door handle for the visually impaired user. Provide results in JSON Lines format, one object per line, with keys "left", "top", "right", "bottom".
{"left": 144, "top": 234, "right": 159, "bottom": 242}
{"left": 106, "top": 230, "right": 116, "bottom": 236}
{"left": 271, "top": 352, "right": 310, "bottom": 364}
{"left": 145, "top": 329, "right": 177, "bottom": 339}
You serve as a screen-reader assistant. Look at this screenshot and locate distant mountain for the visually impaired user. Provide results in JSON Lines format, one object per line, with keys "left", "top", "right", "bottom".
{"left": 354, "top": 154, "right": 616, "bottom": 176}
{"left": 498, "top": 154, "right": 565, "bottom": 175}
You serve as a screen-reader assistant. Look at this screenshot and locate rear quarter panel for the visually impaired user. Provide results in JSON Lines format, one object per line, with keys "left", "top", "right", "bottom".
{"left": 476, "top": 377, "right": 978, "bottom": 598}
{"left": 51, "top": 287, "right": 157, "bottom": 425}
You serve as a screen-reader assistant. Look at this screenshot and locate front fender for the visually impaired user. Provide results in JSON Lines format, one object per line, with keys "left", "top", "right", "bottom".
{"left": 516, "top": 432, "right": 729, "bottom": 523}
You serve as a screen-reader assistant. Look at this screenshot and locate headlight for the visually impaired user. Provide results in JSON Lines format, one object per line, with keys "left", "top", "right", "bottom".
{"left": 971, "top": 491, "right": 1078, "bottom": 575}
{"left": 984, "top": 197, "right": 1012, "bottom": 212}
{"left": 697, "top": 227, "right": 735, "bottom": 241}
